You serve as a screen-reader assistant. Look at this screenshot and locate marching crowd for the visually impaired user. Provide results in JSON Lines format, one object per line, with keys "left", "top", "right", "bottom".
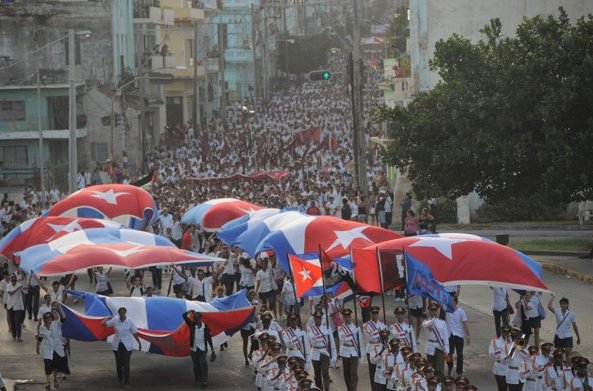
{"left": 0, "top": 48, "right": 591, "bottom": 391}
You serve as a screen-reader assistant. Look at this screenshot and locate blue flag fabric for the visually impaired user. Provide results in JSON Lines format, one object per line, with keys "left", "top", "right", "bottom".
{"left": 405, "top": 252, "right": 455, "bottom": 313}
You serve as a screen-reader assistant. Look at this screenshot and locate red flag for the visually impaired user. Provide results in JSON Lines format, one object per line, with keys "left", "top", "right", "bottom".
{"left": 352, "top": 248, "right": 405, "bottom": 294}
{"left": 288, "top": 254, "right": 323, "bottom": 298}
{"left": 319, "top": 248, "right": 333, "bottom": 271}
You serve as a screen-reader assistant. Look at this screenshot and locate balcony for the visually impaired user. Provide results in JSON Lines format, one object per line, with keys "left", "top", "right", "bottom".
{"left": 205, "top": 58, "right": 219, "bottom": 73}
{"left": 224, "top": 48, "right": 253, "bottom": 64}
{"left": 134, "top": 6, "right": 174, "bottom": 25}
{"left": 151, "top": 55, "right": 177, "bottom": 71}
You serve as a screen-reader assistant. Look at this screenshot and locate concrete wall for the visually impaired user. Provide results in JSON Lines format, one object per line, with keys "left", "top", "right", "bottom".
{"left": 410, "top": 0, "right": 593, "bottom": 91}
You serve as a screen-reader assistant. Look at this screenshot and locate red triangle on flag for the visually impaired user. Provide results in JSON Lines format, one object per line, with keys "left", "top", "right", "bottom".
{"left": 288, "top": 254, "right": 323, "bottom": 298}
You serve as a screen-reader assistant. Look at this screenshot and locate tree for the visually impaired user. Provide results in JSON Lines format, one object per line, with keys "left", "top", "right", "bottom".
{"left": 377, "top": 9, "right": 593, "bottom": 204}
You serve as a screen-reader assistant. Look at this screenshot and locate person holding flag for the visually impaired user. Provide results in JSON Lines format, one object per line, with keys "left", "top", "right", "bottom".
{"left": 338, "top": 308, "right": 364, "bottom": 391}
{"left": 488, "top": 325, "right": 513, "bottom": 391}
{"left": 389, "top": 306, "right": 417, "bottom": 352}
{"left": 363, "top": 306, "right": 387, "bottom": 391}
{"left": 369, "top": 331, "right": 401, "bottom": 391}
{"left": 281, "top": 313, "right": 310, "bottom": 368}
{"left": 307, "top": 310, "right": 336, "bottom": 391}
{"left": 422, "top": 303, "right": 451, "bottom": 380}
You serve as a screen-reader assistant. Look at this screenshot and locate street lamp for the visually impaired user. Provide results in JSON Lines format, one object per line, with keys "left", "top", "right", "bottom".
{"left": 68, "top": 30, "right": 92, "bottom": 194}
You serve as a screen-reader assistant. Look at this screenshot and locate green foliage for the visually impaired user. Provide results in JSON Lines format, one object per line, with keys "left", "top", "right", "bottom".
{"left": 511, "top": 238, "right": 592, "bottom": 252}
{"left": 477, "top": 196, "right": 566, "bottom": 222}
{"left": 378, "top": 9, "right": 593, "bottom": 204}
{"left": 277, "top": 32, "right": 333, "bottom": 75}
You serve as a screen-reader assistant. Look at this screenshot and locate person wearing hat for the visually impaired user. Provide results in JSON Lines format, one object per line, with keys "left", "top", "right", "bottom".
{"left": 426, "top": 376, "right": 440, "bottom": 391}
{"left": 389, "top": 306, "right": 417, "bottom": 352}
{"left": 441, "top": 376, "right": 455, "bottom": 391}
{"left": 281, "top": 313, "right": 310, "bottom": 368}
{"left": 299, "top": 378, "right": 314, "bottom": 390}
{"left": 262, "top": 344, "right": 284, "bottom": 390}
{"left": 369, "top": 330, "right": 393, "bottom": 391}
{"left": 388, "top": 346, "right": 413, "bottom": 391}
{"left": 547, "top": 294, "right": 581, "bottom": 364}
{"left": 504, "top": 336, "right": 529, "bottom": 391}
{"left": 523, "top": 345, "right": 541, "bottom": 390}
{"left": 567, "top": 357, "right": 592, "bottom": 391}
{"left": 454, "top": 375, "right": 469, "bottom": 391}
{"left": 531, "top": 342, "right": 552, "bottom": 391}
{"left": 182, "top": 310, "right": 214, "bottom": 388}
{"left": 544, "top": 349, "right": 566, "bottom": 391}
{"left": 307, "top": 310, "right": 336, "bottom": 391}
{"left": 373, "top": 337, "right": 402, "bottom": 391}
{"left": 363, "top": 306, "right": 387, "bottom": 391}
{"left": 255, "top": 339, "right": 279, "bottom": 390}
{"left": 562, "top": 354, "right": 584, "bottom": 391}
{"left": 267, "top": 355, "right": 288, "bottom": 391}
{"left": 489, "top": 325, "right": 513, "bottom": 391}
{"left": 463, "top": 386, "right": 478, "bottom": 391}
{"left": 422, "top": 303, "right": 450, "bottom": 379}
{"left": 338, "top": 308, "right": 364, "bottom": 391}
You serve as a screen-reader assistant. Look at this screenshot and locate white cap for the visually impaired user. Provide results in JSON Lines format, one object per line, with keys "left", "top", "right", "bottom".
{"left": 259, "top": 252, "right": 269, "bottom": 259}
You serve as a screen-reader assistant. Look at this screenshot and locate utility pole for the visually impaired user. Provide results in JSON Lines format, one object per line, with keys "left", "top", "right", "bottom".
{"left": 138, "top": 28, "right": 146, "bottom": 160}
{"left": 68, "top": 29, "right": 77, "bottom": 194}
{"left": 193, "top": 21, "right": 202, "bottom": 135}
{"left": 250, "top": 4, "right": 259, "bottom": 103}
{"left": 262, "top": 6, "right": 269, "bottom": 100}
{"left": 36, "top": 41, "right": 45, "bottom": 208}
{"left": 218, "top": 20, "right": 227, "bottom": 126}
{"left": 351, "top": 0, "right": 367, "bottom": 196}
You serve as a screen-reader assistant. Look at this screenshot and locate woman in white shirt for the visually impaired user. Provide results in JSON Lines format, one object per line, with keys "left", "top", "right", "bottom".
{"left": 94, "top": 267, "right": 113, "bottom": 296}
{"left": 101, "top": 307, "right": 142, "bottom": 389}
{"left": 239, "top": 257, "right": 256, "bottom": 291}
{"left": 548, "top": 293, "right": 581, "bottom": 363}
{"left": 36, "top": 308, "right": 67, "bottom": 390}
{"left": 255, "top": 258, "right": 277, "bottom": 317}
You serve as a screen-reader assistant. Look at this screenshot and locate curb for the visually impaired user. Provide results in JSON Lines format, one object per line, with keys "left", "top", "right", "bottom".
{"left": 521, "top": 250, "right": 590, "bottom": 257}
{"left": 540, "top": 261, "right": 593, "bottom": 285}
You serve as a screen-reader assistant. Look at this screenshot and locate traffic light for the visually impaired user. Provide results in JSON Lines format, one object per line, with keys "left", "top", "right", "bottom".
{"left": 308, "top": 70, "right": 332, "bottom": 81}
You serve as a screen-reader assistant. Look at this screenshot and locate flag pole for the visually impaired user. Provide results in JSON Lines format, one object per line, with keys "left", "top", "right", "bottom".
{"left": 285, "top": 252, "right": 302, "bottom": 328}
{"left": 376, "top": 246, "right": 387, "bottom": 324}
{"left": 350, "top": 248, "right": 359, "bottom": 327}
{"left": 318, "top": 244, "right": 331, "bottom": 336}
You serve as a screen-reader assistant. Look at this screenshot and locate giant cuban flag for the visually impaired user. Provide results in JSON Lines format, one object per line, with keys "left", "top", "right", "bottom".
{"left": 0, "top": 216, "right": 123, "bottom": 260}
{"left": 217, "top": 208, "right": 282, "bottom": 246}
{"left": 254, "top": 215, "right": 403, "bottom": 271}
{"left": 61, "top": 289, "right": 255, "bottom": 356}
{"left": 18, "top": 228, "right": 224, "bottom": 276}
{"left": 355, "top": 235, "right": 548, "bottom": 292}
{"left": 46, "top": 184, "right": 158, "bottom": 230}
{"left": 181, "top": 198, "right": 262, "bottom": 232}
{"left": 220, "top": 211, "right": 311, "bottom": 258}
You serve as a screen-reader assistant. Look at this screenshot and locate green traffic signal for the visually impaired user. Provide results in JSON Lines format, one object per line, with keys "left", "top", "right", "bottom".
{"left": 308, "top": 70, "right": 333, "bottom": 81}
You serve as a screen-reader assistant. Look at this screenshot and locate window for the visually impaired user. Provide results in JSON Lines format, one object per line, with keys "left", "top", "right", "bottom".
{"left": 0, "top": 146, "right": 28, "bottom": 167}
{"left": 90, "top": 142, "right": 108, "bottom": 162}
{"left": 0, "top": 101, "right": 26, "bottom": 121}
{"left": 64, "top": 37, "right": 82, "bottom": 65}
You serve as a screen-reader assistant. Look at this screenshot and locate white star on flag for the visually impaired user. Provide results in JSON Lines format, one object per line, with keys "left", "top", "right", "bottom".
{"left": 91, "top": 189, "right": 130, "bottom": 205}
{"left": 298, "top": 266, "right": 312, "bottom": 281}
{"left": 47, "top": 219, "right": 84, "bottom": 240}
{"left": 106, "top": 245, "right": 146, "bottom": 257}
{"left": 407, "top": 238, "right": 467, "bottom": 260}
{"left": 326, "top": 226, "right": 372, "bottom": 252}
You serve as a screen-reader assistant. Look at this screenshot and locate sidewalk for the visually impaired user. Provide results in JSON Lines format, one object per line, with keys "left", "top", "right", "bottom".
{"left": 534, "top": 254, "right": 593, "bottom": 284}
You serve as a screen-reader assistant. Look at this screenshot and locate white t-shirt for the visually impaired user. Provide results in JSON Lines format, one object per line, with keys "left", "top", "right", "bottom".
{"left": 239, "top": 264, "right": 256, "bottom": 287}
{"left": 525, "top": 295, "right": 540, "bottom": 319}
{"left": 6, "top": 282, "right": 24, "bottom": 310}
{"left": 445, "top": 306, "right": 468, "bottom": 338}
{"left": 105, "top": 317, "right": 138, "bottom": 351}
{"left": 554, "top": 309, "right": 575, "bottom": 339}
{"left": 189, "top": 276, "right": 213, "bottom": 299}
{"left": 256, "top": 268, "right": 275, "bottom": 293}
{"left": 491, "top": 287, "right": 508, "bottom": 312}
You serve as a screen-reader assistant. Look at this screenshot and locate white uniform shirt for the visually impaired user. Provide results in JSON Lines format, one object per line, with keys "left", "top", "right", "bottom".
{"left": 281, "top": 326, "right": 309, "bottom": 362}
{"left": 488, "top": 336, "right": 512, "bottom": 376}
{"left": 189, "top": 276, "right": 213, "bottom": 299}
{"left": 554, "top": 309, "right": 575, "bottom": 339}
{"left": 363, "top": 319, "right": 387, "bottom": 354}
{"left": 543, "top": 363, "right": 565, "bottom": 391}
{"left": 389, "top": 322, "right": 417, "bottom": 352}
{"left": 105, "top": 317, "right": 138, "bottom": 351}
{"left": 338, "top": 323, "right": 364, "bottom": 358}
{"left": 445, "top": 306, "right": 468, "bottom": 338}
{"left": 407, "top": 295, "right": 423, "bottom": 309}
{"left": 422, "top": 317, "right": 450, "bottom": 355}
{"left": 307, "top": 324, "right": 336, "bottom": 361}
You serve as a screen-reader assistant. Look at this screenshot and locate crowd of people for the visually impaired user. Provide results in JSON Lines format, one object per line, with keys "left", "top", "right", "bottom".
{"left": 0, "top": 45, "right": 591, "bottom": 391}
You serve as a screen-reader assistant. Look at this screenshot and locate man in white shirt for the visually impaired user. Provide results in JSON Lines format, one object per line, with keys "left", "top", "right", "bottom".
{"left": 339, "top": 308, "right": 364, "bottom": 391}
{"left": 422, "top": 302, "right": 450, "bottom": 379}
{"left": 389, "top": 306, "right": 417, "bottom": 352}
{"left": 182, "top": 310, "right": 214, "bottom": 387}
{"left": 445, "top": 296, "right": 470, "bottom": 377}
{"left": 491, "top": 287, "right": 510, "bottom": 338}
{"left": 159, "top": 207, "right": 174, "bottom": 233}
{"left": 363, "top": 305, "right": 387, "bottom": 391}
{"left": 6, "top": 274, "right": 25, "bottom": 342}
{"left": 307, "top": 310, "right": 336, "bottom": 391}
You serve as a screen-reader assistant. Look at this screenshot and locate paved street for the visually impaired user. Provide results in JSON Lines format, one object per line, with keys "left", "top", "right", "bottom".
{"left": 1, "top": 242, "right": 592, "bottom": 391}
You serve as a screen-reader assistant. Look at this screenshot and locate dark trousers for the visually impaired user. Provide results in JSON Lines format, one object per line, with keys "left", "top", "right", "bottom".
{"left": 427, "top": 349, "right": 445, "bottom": 379}
{"left": 234, "top": 272, "right": 241, "bottom": 292}
{"left": 367, "top": 353, "right": 378, "bottom": 391}
{"left": 495, "top": 375, "right": 508, "bottom": 391}
{"left": 25, "top": 286, "right": 40, "bottom": 320}
{"left": 151, "top": 268, "right": 163, "bottom": 290}
{"left": 374, "top": 383, "right": 387, "bottom": 391}
{"left": 191, "top": 349, "right": 208, "bottom": 383}
{"left": 508, "top": 384, "right": 523, "bottom": 391}
{"left": 7, "top": 308, "right": 24, "bottom": 339}
{"left": 113, "top": 342, "right": 132, "bottom": 384}
{"left": 221, "top": 274, "right": 235, "bottom": 295}
{"left": 313, "top": 355, "right": 330, "bottom": 391}
{"left": 447, "top": 335, "right": 465, "bottom": 375}
{"left": 493, "top": 309, "right": 509, "bottom": 338}
{"left": 342, "top": 356, "right": 359, "bottom": 391}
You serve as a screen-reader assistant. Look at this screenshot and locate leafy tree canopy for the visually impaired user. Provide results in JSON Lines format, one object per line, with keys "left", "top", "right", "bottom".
{"left": 376, "top": 9, "right": 593, "bottom": 204}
